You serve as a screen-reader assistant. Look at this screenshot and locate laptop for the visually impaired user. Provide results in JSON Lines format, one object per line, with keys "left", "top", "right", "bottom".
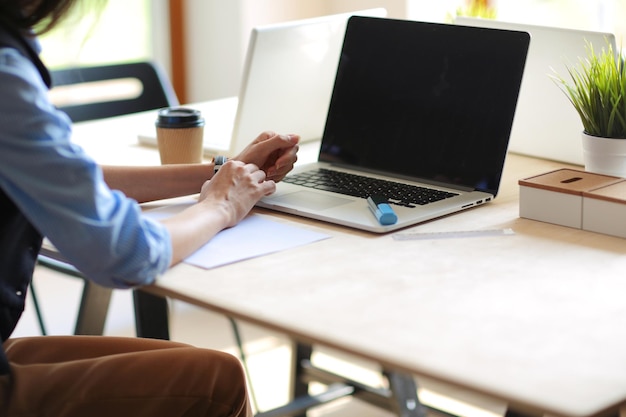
{"left": 138, "top": 8, "right": 387, "bottom": 157}
{"left": 455, "top": 17, "right": 616, "bottom": 166}
{"left": 257, "top": 16, "right": 530, "bottom": 233}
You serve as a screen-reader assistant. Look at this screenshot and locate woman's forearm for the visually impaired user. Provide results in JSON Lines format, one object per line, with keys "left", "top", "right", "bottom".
{"left": 101, "top": 164, "right": 214, "bottom": 203}
{"left": 161, "top": 199, "right": 231, "bottom": 265}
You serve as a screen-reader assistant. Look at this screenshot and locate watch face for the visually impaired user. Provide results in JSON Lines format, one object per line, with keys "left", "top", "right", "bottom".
{"left": 214, "top": 155, "right": 227, "bottom": 173}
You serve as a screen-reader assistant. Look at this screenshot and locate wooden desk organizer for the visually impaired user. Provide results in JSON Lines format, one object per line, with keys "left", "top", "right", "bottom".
{"left": 519, "top": 168, "right": 626, "bottom": 238}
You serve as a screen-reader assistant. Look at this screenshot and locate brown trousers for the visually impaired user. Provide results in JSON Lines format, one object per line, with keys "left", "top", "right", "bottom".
{"left": 0, "top": 336, "right": 253, "bottom": 417}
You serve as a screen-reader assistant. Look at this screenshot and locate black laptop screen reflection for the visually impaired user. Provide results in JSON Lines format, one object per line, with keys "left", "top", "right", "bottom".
{"left": 319, "top": 17, "right": 529, "bottom": 195}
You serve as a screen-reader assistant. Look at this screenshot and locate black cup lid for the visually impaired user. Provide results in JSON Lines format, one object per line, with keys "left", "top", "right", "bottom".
{"left": 156, "top": 107, "right": 205, "bottom": 128}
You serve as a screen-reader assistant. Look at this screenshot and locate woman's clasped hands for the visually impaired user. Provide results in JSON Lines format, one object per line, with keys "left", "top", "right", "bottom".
{"left": 199, "top": 131, "right": 300, "bottom": 227}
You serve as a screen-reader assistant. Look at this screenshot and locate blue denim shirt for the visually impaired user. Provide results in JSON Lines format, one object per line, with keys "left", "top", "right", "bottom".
{"left": 0, "top": 31, "right": 171, "bottom": 290}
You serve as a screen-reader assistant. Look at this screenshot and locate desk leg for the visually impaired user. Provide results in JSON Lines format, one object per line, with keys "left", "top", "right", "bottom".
{"left": 504, "top": 409, "right": 543, "bottom": 417}
{"left": 133, "top": 289, "right": 169, "bottom": 340}
{"left": 287, "top": 343, "right": 429, "bottom": 417}
{"left": 385, "top": 371, "right": 427, "bottom": 417}
{"left": 291, "top": 342, "right": 313, "bottom": 414}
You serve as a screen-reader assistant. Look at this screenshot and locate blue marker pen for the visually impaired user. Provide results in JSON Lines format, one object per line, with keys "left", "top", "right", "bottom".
{"left": 367, "top": 195, "right": 398, "bottom": 225}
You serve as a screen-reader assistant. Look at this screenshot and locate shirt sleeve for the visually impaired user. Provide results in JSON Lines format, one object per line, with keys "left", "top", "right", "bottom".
{"left": 0, "top": 47, "right": 172, "bottom": 289}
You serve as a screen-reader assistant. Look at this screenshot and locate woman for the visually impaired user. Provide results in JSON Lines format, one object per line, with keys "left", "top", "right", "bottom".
{"left": 0, "top": 0, "right": 299, "bottom": 416}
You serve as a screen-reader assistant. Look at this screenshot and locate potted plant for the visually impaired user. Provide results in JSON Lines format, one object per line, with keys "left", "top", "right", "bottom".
{"left": 456, "top": 0, "right": 497, "bottom": 19}
{"left": 553, "top": 40, "right": 626, "bottom": 177}
{"left": 447, "top": 0, "right": 496, "bottom": 21}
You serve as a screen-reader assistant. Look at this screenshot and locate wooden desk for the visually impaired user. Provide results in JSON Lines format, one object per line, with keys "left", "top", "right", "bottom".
{"left": 70, "top": 108, "right": 626, "bottom": 417}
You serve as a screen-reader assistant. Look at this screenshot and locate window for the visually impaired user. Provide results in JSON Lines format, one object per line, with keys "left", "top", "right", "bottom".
{"left": 38, "top": 0, "right": 154, "bottom": 70}
{"left": 409, "top": 0, "right": 626, "bottom": 42}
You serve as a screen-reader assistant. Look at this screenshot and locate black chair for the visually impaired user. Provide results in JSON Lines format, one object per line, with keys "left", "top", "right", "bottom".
{"left": 34, "top": 61, "right": 178, "bottom": 335}
{"left": 50, "top": 61, "right": 179, "bottom": 122}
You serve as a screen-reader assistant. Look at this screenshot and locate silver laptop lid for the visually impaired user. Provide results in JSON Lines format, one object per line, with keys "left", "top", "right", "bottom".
{"left": 231, "top": 8, "right": 387, "bottom": 150}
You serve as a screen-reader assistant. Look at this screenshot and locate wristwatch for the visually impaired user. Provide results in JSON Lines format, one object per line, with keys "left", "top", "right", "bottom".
{"left": 213, "top": 155, "right": 227, "bottom": 174}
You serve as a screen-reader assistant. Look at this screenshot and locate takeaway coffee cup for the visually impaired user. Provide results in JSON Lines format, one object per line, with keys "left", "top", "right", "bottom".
{"left": 155, "top": 107, "right": 205, "bottom": 164}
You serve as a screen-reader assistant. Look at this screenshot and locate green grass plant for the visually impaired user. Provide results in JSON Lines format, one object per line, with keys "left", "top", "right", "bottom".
{"left": 553, "top": 41, "right": 626, "bottom": 139}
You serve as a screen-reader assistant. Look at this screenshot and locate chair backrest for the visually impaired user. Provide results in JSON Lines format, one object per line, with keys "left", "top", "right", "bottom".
{"left": 49, "top": 61, "right": 179, "bottom": 122}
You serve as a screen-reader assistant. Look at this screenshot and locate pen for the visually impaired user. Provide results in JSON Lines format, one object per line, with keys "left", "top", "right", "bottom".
{"left": 367, "top": 195, "right": 398, "bottom": 225}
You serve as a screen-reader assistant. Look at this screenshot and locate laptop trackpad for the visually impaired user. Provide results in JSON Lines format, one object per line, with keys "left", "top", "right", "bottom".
{"left": 270, "top": 191, "right": 353, "bottom": 211}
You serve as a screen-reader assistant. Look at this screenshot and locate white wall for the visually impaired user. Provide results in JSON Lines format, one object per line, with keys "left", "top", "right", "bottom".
{"left": 181, "top": 0, "right": 621, "bottom": 103}
{"left": 183, "top": 0, "right": 406, "bottom": 103}
{"left": 150, "top": 0, "right": 172, "bottom": 78}
{"left": 183, "top": 1, "right": 243, "bottom": 102}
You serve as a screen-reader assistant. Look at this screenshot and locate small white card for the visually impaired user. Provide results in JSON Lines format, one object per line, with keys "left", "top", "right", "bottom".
{"left": 145, "top": 198, "right": 330, "bottom": 269}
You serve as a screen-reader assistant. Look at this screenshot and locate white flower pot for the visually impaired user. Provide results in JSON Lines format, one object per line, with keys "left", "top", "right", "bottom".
{"left": 581, "top": 132, "right": 626, "bottom": 178}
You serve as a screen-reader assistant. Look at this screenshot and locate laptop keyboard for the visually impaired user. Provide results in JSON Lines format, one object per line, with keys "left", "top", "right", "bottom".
{"left": 283, "top": 168, "right": 458, "bottom": 207}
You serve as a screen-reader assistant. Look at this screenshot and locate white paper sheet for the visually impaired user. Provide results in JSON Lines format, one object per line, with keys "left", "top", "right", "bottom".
{"left": 144, "top": 198, "right": 330, "bottom": 269}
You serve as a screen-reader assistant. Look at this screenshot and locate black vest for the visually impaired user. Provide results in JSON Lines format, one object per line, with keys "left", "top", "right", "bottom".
{"left": 0, "top": 23, "right": 50, "bottom": 375}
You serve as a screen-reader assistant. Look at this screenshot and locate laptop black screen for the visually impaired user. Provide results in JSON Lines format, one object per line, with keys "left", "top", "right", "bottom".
{"left": 319, "top": 17, "right": 530, "bottom": 196}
